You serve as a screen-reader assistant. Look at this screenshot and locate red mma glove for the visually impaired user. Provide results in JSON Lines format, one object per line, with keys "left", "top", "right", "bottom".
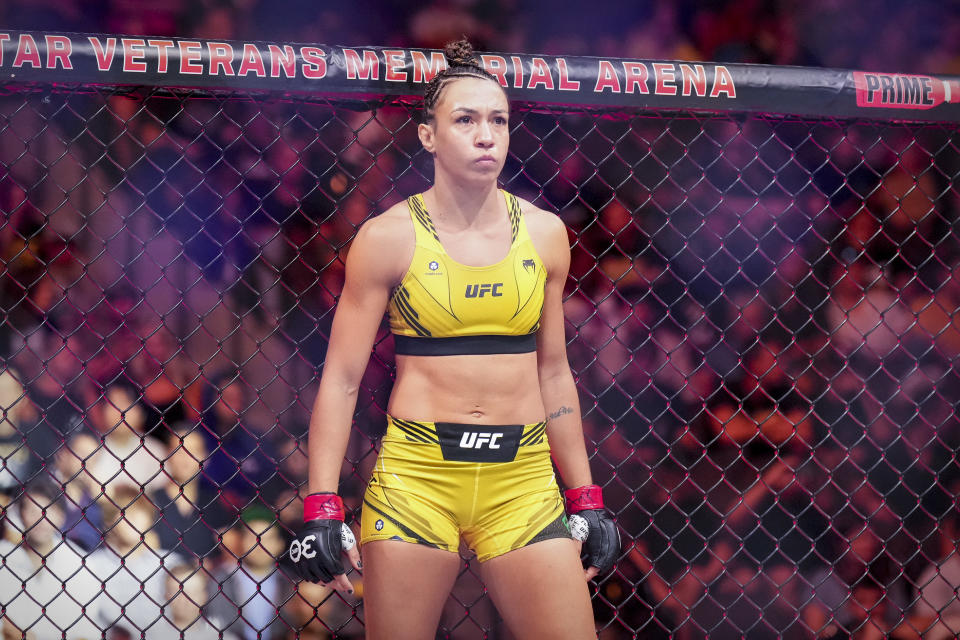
{"left": 288, "top": 492, "right": 356, "bottom": 584}
{"left": 565, "top": 485, "right": 619, "bottom": 576}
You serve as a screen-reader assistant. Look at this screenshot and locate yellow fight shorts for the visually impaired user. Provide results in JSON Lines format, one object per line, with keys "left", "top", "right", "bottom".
{"left": 360, "top": 416, "right": 572, "bottom": 562}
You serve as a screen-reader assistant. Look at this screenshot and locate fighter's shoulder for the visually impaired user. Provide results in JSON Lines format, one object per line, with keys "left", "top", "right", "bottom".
{"left": 355, "top": 200, "right": 413, "bottom": 246}
{"left": 347, "top": 200, "right": 415, "bottom": 283}
{"left": 513, "top": 195, "right": 569, "bottom": 247}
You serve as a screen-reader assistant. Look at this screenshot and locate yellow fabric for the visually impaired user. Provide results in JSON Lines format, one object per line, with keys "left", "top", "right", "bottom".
{"left": 360, "top": 416, "right": 569, "bottom": 562}
{"left": 387, "top": 191, "right": 546, "bottom": 340}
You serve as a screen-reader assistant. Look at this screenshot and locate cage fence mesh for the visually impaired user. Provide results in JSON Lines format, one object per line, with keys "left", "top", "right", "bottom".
{"left": 0, "top": 81, "right": 959, "bottom": 640}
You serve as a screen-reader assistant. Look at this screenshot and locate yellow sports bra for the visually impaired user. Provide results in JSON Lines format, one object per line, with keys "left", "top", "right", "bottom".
{"left": 387, "top": 191, "right": 547, "bottom": 356}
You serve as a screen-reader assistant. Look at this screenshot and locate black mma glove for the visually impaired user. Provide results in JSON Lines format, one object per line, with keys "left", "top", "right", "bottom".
{"left": 565, "top": 484, "right": 620, "bottom": 575}
{"left": 288, "top": 492, "right": 356, "bottom": 584}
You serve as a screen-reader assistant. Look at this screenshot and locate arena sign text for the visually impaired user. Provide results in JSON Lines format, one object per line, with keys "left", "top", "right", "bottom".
{"left": 1, "top": 31, "right": 957, "bottom": 123}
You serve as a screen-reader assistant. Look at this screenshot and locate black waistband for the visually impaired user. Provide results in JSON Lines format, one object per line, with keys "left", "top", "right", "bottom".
{"left": 393, "top": 333, "right": 537, "bottom": 356}
{"left": 389, "top": 418, "right": 548, "bottom": 462}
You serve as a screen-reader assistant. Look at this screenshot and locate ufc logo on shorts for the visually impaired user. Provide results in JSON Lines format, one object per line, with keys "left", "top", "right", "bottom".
{"left": 459, "top": 431, "right": 503, "bottom": 449}
{"left": 437, "top": 422, "right": 522, "bottom": 462}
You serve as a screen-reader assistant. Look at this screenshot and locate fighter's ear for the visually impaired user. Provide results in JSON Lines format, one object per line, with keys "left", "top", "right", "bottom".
{"left": 418, "top": 122, "right": 436, "bottom": 154}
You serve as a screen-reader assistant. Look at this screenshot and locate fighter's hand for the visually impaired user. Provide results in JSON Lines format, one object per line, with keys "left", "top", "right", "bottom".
{"left": 566, "top": 485, "right": 620, "bottom": 580}
{"left": 288, "top": 493, "right": 362, "bottom": 595}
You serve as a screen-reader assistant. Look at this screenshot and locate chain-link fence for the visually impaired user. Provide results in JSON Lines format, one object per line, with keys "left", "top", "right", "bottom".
{"left": 1, "top": 44, "right": 960, "bottom": 640}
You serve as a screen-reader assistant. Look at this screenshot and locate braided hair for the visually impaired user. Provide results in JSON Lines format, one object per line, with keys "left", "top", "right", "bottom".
{"left": 422, "top": 39, "right": 505, "bottom": 123}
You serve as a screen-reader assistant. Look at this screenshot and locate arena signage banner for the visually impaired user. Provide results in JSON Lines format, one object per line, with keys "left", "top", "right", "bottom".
{"left": 0, "top": 31, "right": 958, "bottom": 123}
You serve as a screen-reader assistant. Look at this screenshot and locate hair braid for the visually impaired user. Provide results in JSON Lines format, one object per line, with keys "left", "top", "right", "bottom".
{"left": 422, "top": 38, "right": 504, "bottom": 123}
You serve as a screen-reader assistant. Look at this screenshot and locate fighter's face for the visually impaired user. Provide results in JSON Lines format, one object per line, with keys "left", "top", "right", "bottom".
{"left": 420, "top": 76, "right": 510, "bottom": 185}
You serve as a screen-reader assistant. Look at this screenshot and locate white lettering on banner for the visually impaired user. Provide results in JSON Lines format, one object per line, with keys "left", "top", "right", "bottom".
{"left": 528, "top": 57, "right": 554, "bottom": 90}
{"left": 623, "top": 62, "right": 648, "bottom": 94}
{"left": 595, "top": 60, "right": 621, "bottom": 93}
{"left": 711, "top": 65, "right": 736, "bottom": 98}
{"left": 13, "top": 34, "right": 40, "bottom": 68}
{"left": 238, "top": 43, "right": 265, "bottom": 77}
{"left": 344, "top": 48, "right": 379, "bottom": 80}
{"left": 653, "top": 62, "right": 677, "bottom": 95}
{"left": 268, "top": 44, "right": 295, "bottom": 78}
{"left": 0, "top": 36, "right": 745, "bottom": 102}
{"left": 0, "top": 34, "right": 11, "bottom": 66}
{"left": 45, "top": 35, "right": 72, "bottom": 70}
{"left": 481, "top": 54, "right": 508, "bottom": 87}
{"left": 147, "top": 39, "right": 175, "bottom": 73}
{"left": 511, "top": 55, "right": 524, "bottom": 88}
{"left": 300, "top": 47, "right": 326, "bottom": 79}
{"left": 412, "top": 50, "right": 446, "bottom": 83}
{"left": 854, "top": 72, "right": 958, "bottom": 109}
{"left": 383, "top": 49, "right": 406, "bottom": 82}
{"left": 178, "top": 40, "right": 203, "bottom": 75}
{"left": 680, "top": 64, "right": 707, "bottom": 97}
{"left": 593, "top": 59, "right": 735, "bottom": 98}
{"left": 122, "top": 38, "right": 147, "bottom": 73}
{"left": 207, "top": 42, "right": 235, "bottom": 76}
{"left": 557, "top": 58, "right": 580, "bottom": 91}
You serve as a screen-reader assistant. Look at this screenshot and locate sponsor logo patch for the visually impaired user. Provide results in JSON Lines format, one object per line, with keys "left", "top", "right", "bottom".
{"left": 854, "top": 72, "right": 959, "bottom": 110}
{"left": 436, "top": 423, "right": 523, "bottom": 462}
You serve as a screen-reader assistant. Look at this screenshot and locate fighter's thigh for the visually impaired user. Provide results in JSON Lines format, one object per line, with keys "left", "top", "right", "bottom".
{"left": 480, "top": 537, "right": 597, "bottom": 639}
{"left": 361, "top": 540, "right": 461, "bottom": 640}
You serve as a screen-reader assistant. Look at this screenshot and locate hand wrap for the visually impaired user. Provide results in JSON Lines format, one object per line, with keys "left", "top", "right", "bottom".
{"left": 288, "top": 493, "right": 356, "bottom": 584}
{"left": 565, "top": 485, "right": 619, "bottom": 575}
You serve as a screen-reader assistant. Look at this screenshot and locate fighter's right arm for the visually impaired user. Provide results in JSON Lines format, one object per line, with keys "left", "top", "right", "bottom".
{"left": 306, "top": 212, "right": 410, "bottom": 494}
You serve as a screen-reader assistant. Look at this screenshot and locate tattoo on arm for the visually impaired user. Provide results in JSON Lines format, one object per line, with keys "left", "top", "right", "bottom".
{"left": 548, "top": 406, "right": 573, "bottom": 421}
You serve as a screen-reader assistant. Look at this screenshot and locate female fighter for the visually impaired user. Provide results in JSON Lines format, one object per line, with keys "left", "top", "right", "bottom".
{"left": 288, "top": 40, "right": 618, "bottom": 639}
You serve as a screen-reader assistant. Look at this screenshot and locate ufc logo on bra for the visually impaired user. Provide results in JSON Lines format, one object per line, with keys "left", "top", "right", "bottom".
{"left": 459, "top": 431, "right": 503, "bottom": 449}
{"left": 464, "top": 283, "right": 503, "bottom": 298}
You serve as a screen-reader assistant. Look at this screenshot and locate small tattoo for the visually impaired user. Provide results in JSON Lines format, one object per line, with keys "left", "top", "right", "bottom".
{"left": 548, "top": 406, "right": 573, "bottom": 421}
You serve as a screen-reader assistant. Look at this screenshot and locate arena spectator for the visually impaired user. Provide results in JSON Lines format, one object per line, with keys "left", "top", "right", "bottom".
{"left": 283, "top": 579, "right": 363, "bottom": 640}
{"left": 147, "top": 562, "right": 238, "bottom": 640}
{"left": 819, "top": 575, "right": 911, "bottom": 640}
{"left": 801, "top": 518, "right": 913, "bottom": 637}
{"left": 909, "top": 514, "right": 960, "bottom": 639}
{"left": 53, "top": 431, "right": 105, "bottom": 551}
{"left": 5, "top": 272, "right": 88, "bottom": 461}
{"left": 201, "top": 375, "right": 282, "bottom": 508}
{"left": 0, "top": 481, "right": 105, "bottom": 639}
{"left": 150, "top": 425, "right": 233, "bottom": 560}
{"left": 88, "top": 486, "right": 177, "bottom": 637}
{"left": 129, "top": 326, "right": 199, "bottom": 443}
{"left": 207, "top": 507, "right": 295, "bottom": 640}
{"left": 0, "top": 369, "right": 35, "bottom": 490}
{"left": 87, "top": 382, "right": 167, "bottom": 496}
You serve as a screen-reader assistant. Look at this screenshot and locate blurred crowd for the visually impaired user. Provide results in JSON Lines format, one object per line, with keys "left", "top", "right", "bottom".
{"left": 1, "top": 1, "right": 960, "bottom": 639}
